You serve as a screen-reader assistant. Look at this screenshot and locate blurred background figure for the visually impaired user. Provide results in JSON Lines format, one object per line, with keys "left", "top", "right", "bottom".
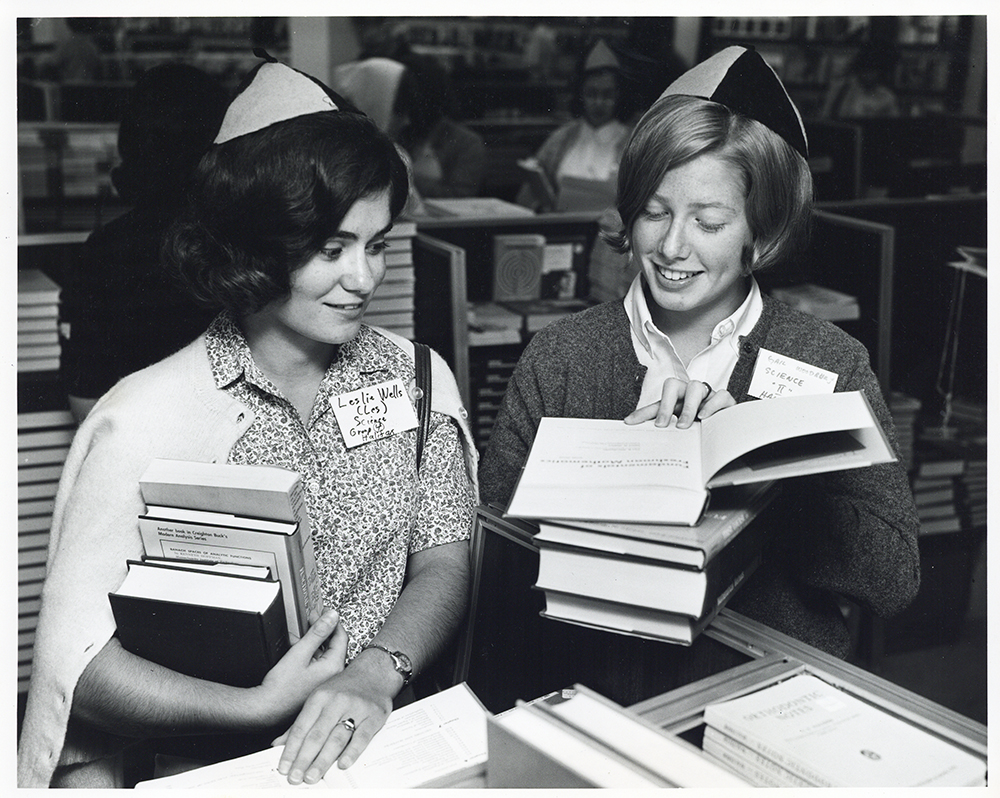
{"left": 822, "top": 43, "right": 901, "bottom": 119}
{"left": 516, "top": 39, "right": 631, "bottom": 211}
{"left": 47, "top": 17, "right": 103, "bottom": 82}
{"left": 60, "top": 63, "right": 227, "bottom": 422}
{"left": 333, "top": 55, "right": 486, "bottom": 203}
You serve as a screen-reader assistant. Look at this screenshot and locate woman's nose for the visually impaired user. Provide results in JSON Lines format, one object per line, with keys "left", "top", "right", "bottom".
{"left": 659, "top": 221, "right": 688, "bottom": 261}
{"left": 343, "top": 253, "right": 378, "bottom": 294}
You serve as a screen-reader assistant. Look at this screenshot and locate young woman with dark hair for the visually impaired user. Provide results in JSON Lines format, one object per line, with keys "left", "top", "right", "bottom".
{"left": 19, "top": 58, "right": 477, "bottom": 789}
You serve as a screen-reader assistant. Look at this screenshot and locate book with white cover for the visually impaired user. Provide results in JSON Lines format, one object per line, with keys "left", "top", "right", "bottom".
{"left": 507, "top": 391, "right": 895, "bottom": 525}
{"left": 702, "top": 673, "right": 986, "bottom": 787}
{"left": 137, "top": 682, "right": 488, "bottom": 789}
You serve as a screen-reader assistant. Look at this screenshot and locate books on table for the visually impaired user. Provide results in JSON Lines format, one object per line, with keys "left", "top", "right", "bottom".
{"left": 109, "top": 558, "right": 289, "bottom": 687}
{"left": 487, "top": 683, "right": 749, "bottom": 788}
{"left": 136, "top": 682, "right": 489, "bottom": 789}
{"left": 701, "top": 673, "right": 987, "bottom": 787}
{"left": 771, "top": 282, "right": 861, "bottom": 321}
{"left": 137, "top": 459, "right": 322, "bottom": 642}
{"left": 507, "top": 390, "right": 896, "bottom": 526}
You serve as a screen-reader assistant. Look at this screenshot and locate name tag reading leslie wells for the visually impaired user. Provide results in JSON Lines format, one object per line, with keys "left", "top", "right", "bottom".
{"left": 331, "top": 378, "right": 418, "bottom": 448}
{"left": 748, "top": 348, "right": 838, "bottom": 400}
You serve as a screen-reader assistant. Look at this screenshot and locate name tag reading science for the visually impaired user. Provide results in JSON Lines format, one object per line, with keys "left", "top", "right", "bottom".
{"left": 331, "top": 378, "right": 418, "bottom": 448}
{"left": 748, "top": 348, "right": 838, "bottom": 399}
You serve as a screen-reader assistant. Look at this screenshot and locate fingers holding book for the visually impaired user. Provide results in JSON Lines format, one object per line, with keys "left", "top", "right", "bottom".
{"left": 625, "top": 377, "right": 735, "bottom": 429}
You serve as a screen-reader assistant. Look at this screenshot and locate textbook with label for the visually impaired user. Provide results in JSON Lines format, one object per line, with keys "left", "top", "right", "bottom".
{"left": 138, "top": 459, "right": 322, "bottom": 641}
{"left": 702, "top": 673, "right": 986, "bottom": 787}
{"left": 507, "top": 390, "right": 895, "bottom": 526}
{"left": 136, "top": 682, "right": 489, "bottom": 789}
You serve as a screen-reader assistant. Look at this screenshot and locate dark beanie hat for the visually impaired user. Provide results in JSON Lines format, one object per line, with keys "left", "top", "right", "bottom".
{"left": 657, "top": 45, "right": 808, "bottom": 159}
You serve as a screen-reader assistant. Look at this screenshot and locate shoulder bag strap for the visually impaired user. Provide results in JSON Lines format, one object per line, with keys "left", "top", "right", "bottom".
{"left": 413, "top": 342, "right": 432, "bottom": 472}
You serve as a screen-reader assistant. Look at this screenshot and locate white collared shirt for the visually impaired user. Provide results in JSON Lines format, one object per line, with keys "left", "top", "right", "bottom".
{"left": 623, "top": 273, "right": 763, "bottom": 409}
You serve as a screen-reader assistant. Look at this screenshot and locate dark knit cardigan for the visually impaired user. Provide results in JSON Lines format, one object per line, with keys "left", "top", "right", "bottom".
{"left": 479, "top": 295, "right": 920, "bottom": 659}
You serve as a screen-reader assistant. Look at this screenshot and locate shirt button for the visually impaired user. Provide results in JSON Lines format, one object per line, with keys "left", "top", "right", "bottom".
{"left": 719, "top": 320, "right": 734, "bottom": 336}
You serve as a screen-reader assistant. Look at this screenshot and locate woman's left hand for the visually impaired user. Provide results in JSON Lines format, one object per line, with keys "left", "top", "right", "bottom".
{"left": 272, "top": 664, "right": 395, "bottom": 785}
{"left": 624, "top": 377, "right": 735, "bottom": 429}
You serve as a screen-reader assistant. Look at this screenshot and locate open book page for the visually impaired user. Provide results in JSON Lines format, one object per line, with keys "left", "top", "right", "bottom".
{"left": 506, "top": 418, "right": 708, "bottom": 524}
{"left": 700, "top": 391, "right": 894, "bottom": 485}
{"left": 136, "top": 683, "right": 488, "bottom": 789}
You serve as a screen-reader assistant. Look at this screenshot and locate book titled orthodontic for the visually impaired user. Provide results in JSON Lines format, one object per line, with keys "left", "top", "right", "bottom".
{"left": 506, "top": 391, "right": 895, "bottom": 526}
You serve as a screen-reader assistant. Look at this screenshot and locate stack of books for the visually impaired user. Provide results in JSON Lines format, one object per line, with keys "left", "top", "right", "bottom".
{"left": 17, "top": 270, "right": 61, "bottom": 373}
{"left": 888, "top": 391, "right": 921, "bottom": 471}
{"left": 112, "top": 459, "right": 324, "bottom": 686}
{"left": 498, "top": 298, "right": 591, "bottom": 335}
{"left": 487, "top": 683, "right": 749, "bottom": 787}
{"left": 17, "top": 408, "right": 77, "bottom": 695}
{"left": 467, "top": 301, "right": 523, "bottom": 347}
{"left": 469, "top": 347, "right": 520, "bottom": 449}
{"left": 532, "top": 481, "right": 779, "bottom": 645}
{"left": 506, "top": 393, "right": 897, "bottom": 644}
{"left": 366, "top": 221, "right": 416, "bottom": 339}
{"left": 960, "top": 456, "right": 986, "bottom": 530}
{"left": 701, "top": 673, "right": 987, "bottom": 787}
{"left": 911, "top": 458, "right": 964, "bottom": 536}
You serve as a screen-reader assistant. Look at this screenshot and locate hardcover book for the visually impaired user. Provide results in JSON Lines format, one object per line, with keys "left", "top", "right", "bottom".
{"left": 507, "top": 391, "right": 895, "bottom": 526}
{"left": 109, "top": 559, "right": 289, "bottom": 688}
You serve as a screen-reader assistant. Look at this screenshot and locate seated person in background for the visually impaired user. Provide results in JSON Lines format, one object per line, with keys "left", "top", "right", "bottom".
{"left": 60, "top": 63, "right": 226, "bottom": 423}
{"left": 394, "top": 55, "right": 487, "bottom": 199}
{"left": 481, "top": 47, "right": 919, "bottom": 702}
{"left": 821, "top": 44, "right": 901, "bottom": 120}
{"left": 19, "top": 55, "right": 477, "bottom": 788}
{"left": 517, "top": 39, "right": 631, "bottom": 212}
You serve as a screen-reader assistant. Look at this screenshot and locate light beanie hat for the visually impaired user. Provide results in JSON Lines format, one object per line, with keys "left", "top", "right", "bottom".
{"left": 656, "top": 45, "right": 808, "bottom": 160}
{"left": 214, "top": 51, "right": 340, "bottom": 144}
{"left": 331, "top": 57, "right": 406, "bottom": 133}
{"left": 584, "top": 39, "right": 620, "bottom": 73}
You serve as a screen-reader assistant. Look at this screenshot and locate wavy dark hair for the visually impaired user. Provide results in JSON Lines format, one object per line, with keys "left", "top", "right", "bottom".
{"left": 163, "top": 111, "right": 409, "bottom": 316}
{"left": 605, "top": 94, "right": 813, "bottom": 274}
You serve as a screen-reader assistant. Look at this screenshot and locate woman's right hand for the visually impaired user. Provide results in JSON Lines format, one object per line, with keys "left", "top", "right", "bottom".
{"left": 624, "top": 377, "right": 735, "bottom": 429}
{"left": 250, "top": 609, "right": 350, "bottom": 727}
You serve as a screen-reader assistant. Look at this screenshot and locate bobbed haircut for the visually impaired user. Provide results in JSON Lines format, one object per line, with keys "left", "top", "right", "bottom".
{"left": 163, "top": 111, "right": 409, "bottom": 316}
{"left": 605, "top": 94, "right": 813, "bottom": 274}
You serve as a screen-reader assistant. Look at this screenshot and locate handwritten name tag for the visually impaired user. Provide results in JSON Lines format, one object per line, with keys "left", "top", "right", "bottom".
{"left": 748, "top": 348, "right": 838, "bottom": 399}
{"left": 331, "top": 378, "right": 418, "bottom": 448}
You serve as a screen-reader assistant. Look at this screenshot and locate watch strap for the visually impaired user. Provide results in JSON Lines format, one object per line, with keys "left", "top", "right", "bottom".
{"left": 361, "top": 643, "right": 412, "bottom": 686}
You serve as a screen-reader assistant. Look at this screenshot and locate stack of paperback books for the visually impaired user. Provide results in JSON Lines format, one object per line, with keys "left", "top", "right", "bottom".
{"left": 505, "top": 393, "right": 898, "bottom": 644}
{"left": 701, "top": 673, "right": 987, "bottom": 787}
{"left": 888, "top": 391, "right": 921, "bottom": 471}
{"left": 487, "top": 683, "right": 748, "bottom": 787}
{"left": 17, "top": 269, "right": 61, "bottom": 373}
{"left": 911, "top": 457, "right": 964, "bottom": 536}
{"left": 109, "top": 459, "right": 323, "bottom": 687}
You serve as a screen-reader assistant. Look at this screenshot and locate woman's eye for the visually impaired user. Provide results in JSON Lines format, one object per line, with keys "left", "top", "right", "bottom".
{"left": 698, "top": 219, "right": 726, "bottom": 233}
{"left": 642, "top": 208, "right": 669, "bottom": 221}
{"left": 367, "top": 240, "right": 389, "bottom": 256}
{"left": 320, "top": 247, "right": 342, "bottom": 260}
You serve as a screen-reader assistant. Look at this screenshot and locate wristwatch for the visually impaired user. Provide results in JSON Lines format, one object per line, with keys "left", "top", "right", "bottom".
{"left": 362, "top": 643, "right": 412, "bottom": 686}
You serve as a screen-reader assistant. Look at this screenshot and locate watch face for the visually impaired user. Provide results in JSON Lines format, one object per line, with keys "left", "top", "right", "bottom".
{"left": 394, "top": 651, "right": 413, "bottom": 673}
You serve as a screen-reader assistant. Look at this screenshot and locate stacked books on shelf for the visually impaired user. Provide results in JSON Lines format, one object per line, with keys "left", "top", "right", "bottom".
{"left": 911, "top": 456, "right": 965, "bottom": 536}
{"left": 498, "top": 298, "right": 592, "bottom": 335}
{"left": 366, "top": 221, "right": 416, "bottom": 339}
{"left": 888, "top": 391, "right": 921, "bottom": 472}
{"left": 960, "top": 456, "right": 986, "bottom": 530}
{"left": 468, "top": 346, "right": 520, "bottom": 449}
{"left": 113, "top": 459, "right": 324, "bottom": 686}
{"left": 701, "top": 673, "right": 987, "bottom": 787}
{"left": 17, "top": 408, "right": 77, "bottom": 695}
{"left": 532, "top": 481, "right": 779, "bottom": 645}
{"left": 487, "top": 683, "right": 749, "bottom": 787}
{"left": 467, "top": 301, "right": 523, "bottom": 347}
{"left": 17, "top": 270, "right": 61, "bottom": 373}
{"left": 770, "top": 282, "right": 860, "bottom": 322}
{"left": 138, "top": 682, "right": 489, "bottom": 789}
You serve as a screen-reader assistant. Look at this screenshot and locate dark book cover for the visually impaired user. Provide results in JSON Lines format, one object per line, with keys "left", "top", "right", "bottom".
{"left": 110, "top": 562, "right": 290, "bottom": 687}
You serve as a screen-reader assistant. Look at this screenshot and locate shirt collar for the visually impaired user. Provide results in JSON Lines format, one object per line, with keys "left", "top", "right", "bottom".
{"left": 623, "top": 273, "right": 762, "bottom": 357}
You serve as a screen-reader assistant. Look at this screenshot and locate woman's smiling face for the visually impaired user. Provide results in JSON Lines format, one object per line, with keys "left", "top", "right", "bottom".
{"left": 631, "top": 153, "right": 753, "bottom": 331}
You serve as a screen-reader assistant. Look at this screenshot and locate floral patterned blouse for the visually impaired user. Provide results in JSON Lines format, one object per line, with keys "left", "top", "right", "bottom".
{"left": 205, "top": 313, "right": 475, "bottom": 658}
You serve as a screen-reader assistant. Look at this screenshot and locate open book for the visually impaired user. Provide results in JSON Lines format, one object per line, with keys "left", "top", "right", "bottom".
{"left": 507, "top": 391, "right": 895, "bottom": 525}
{"left": 137, "top": 682, "right": 488, "bottom": 788}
